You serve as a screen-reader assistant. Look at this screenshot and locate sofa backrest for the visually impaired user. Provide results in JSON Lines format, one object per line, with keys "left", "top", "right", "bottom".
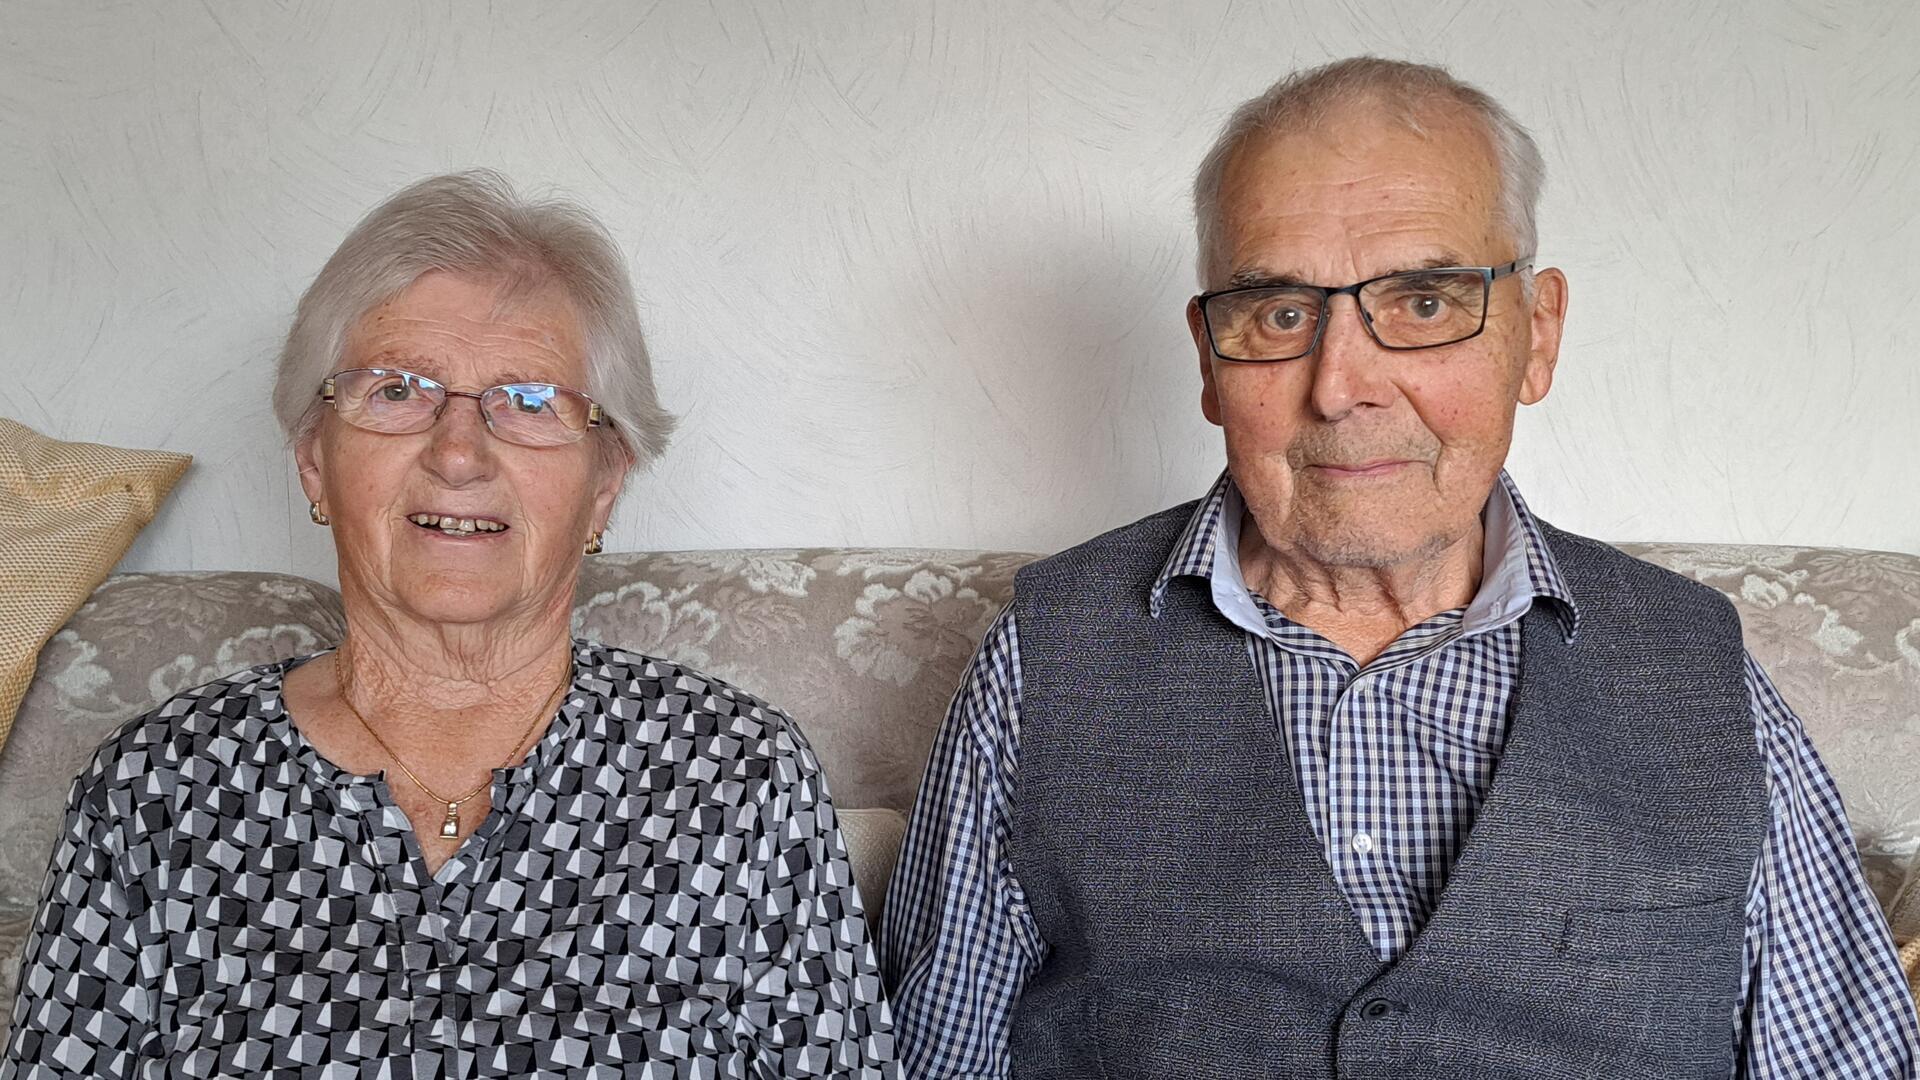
{"left": 1, "top": 542, "right": 1916, "bottom": 1007}
{"left": 572, "top": 549, "right": 1029, "bottom": 813}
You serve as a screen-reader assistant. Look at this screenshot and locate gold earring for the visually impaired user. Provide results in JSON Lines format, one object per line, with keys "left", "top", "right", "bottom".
{"left": 309, "top": 502, "right": 331, "bottom": 526}
{"left": 584, "top": 531, "right": 604, "bottom": 555}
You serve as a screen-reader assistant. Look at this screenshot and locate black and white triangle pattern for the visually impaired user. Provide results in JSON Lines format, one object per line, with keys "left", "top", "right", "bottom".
{"left": 2, "top": 641, "right": 896, "bottom": 1078}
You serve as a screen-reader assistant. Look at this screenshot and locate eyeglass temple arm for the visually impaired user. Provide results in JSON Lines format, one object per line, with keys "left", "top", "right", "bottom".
{"left": 1491, "top": 256, "right": 1534, "bottom": 280}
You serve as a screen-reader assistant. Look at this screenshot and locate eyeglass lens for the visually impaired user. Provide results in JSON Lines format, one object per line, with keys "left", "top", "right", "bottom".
{"left": 1206, "top": 269, "right": 1491, "bottom": 361}
{"left": 329, "top": 369, "right": 595, "bottom": 446}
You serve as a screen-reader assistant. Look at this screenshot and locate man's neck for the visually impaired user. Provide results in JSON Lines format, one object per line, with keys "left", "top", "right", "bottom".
{"left": 1238, "top": 524, "right": 1485, "bottom": 666}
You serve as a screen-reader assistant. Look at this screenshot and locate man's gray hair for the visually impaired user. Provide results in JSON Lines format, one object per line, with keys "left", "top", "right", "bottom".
{"left": 1192, "top": 57, "right": 1544, "bottom": 287}
{"left": 272, "top": 170, "right": 674, "bottom": 471}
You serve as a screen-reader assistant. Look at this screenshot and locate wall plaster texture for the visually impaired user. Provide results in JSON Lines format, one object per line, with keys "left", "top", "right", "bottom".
{"left": 2, "top": 0, "right": 1916, "bottom": 581}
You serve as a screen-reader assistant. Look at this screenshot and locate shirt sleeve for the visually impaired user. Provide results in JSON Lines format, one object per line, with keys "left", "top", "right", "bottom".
{"left": 734, "top": 711, "right": 898, "bottom": 1079}
{"left": 2, "top": 771, "right": 151, "bottom": 1080}
{"left": 880, "top": 605, "right": 1044, "bottom": 1079}
{"left": 1738, "top": 654, "right": 1920, "bottom": 1078}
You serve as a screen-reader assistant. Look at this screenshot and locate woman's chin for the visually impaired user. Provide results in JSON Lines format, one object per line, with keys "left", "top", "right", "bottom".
{"left": 378, "top": 571, "right": 534, "bottom": 629}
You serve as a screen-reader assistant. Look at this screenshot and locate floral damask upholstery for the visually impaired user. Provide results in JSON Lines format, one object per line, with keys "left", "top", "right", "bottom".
{"left": 572, "top": 550, "right": 1030, "bottom": 815}
{"left": 1615, "top": 544, "right": 1920, "bottom": 908}
{"left": 2, "top": 542, "right": 1917, "bottom": 1020}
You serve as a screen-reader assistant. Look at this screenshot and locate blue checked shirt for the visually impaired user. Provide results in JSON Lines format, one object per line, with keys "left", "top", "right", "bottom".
{"left": 881, "top": 471, "right": 1920, "bottom": 1078}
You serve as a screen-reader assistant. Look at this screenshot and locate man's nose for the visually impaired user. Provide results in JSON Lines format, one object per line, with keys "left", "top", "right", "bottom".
{"left": 1307, "top": 294, "right": 1396, "bottom": 420}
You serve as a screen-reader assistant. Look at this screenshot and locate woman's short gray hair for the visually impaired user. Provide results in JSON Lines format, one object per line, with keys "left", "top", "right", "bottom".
{"left": 1192, "top": 57, "right": 1544, "bottom": 288}
{"left": 272, "top": 170, "right": 674, "bottom": 470}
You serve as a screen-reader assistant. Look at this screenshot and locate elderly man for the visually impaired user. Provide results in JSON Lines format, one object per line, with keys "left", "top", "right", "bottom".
{"left": 882, "top": 58, "right": 1917, "bottom": 1078}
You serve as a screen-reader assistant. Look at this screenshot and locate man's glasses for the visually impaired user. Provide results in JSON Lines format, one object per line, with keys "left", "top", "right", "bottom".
{"left": 1196, "top": 257, "right": 1533, "bottom": 363}
{"left": 319, "top": 368, "right": 605, "bottom": 448}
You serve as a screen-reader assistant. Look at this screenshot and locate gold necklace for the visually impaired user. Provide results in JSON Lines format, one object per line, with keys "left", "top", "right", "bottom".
{"left": 334, "top": 650, "right": 572, "bottom": 839}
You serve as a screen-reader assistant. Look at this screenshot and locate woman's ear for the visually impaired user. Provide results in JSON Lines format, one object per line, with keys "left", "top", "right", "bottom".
{"left": 295, "top": 425, "right": 327, "bottom": 506}
{"left": 588, "top": 436, "right": 634, "bottom": 533}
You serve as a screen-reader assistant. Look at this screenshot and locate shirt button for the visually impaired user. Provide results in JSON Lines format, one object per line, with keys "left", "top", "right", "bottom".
{"left": 1351, "top": 832, "right": 1374, "bottom": 855}
{"left": 1361, "top": 999, "right": 1395, "bottom": 1019}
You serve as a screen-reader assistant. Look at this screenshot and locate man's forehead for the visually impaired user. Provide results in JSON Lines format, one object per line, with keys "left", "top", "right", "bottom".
{"left": 1213, "top": 115, "right": 1505, "bottom": 279}
{"left": 1224, "top": 112, "right": 1500, "bottom": 206}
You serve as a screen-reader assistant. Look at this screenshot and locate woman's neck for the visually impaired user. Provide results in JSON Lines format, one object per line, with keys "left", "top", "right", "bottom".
{"left": 325, "top": 604, "right": 576, "bottom": 760}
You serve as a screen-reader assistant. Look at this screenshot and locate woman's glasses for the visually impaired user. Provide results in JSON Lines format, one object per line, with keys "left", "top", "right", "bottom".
{"left": 319, "top": 368, "right": 604, "bottom": 447}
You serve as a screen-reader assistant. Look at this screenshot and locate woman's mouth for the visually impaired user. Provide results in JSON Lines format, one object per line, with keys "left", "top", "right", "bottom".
{"left": 405, "top": 513, "right": 509, "bottom": 536}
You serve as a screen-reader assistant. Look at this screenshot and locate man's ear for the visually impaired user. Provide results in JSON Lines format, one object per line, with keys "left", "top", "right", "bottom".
{"left": 295, "top": 426, "right": 327, "bottom": 507}
{"left": 1189, "top": 297, "right": 1224, "bottom": 427}
{"left": 1519, "top": 267, "right": 1568, "bottom": 405}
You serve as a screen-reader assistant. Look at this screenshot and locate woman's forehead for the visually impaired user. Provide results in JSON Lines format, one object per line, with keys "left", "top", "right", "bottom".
{"left": 344, "top": 272, "right": 589, "bottom": 387}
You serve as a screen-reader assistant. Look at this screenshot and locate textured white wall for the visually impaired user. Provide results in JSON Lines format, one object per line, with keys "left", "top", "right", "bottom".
{"left": 1, "top": 0, "right": 1915, "bottom": 582}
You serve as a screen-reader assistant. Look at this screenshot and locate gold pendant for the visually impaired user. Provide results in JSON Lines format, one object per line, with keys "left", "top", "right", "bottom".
{"left": 440, "top": 802, "right": 460, "bottom": 838}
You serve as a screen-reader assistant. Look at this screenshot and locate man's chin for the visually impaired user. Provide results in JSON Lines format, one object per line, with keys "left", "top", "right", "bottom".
{"left": 1285, "top": 521, "right": 1458, "bottom": 571}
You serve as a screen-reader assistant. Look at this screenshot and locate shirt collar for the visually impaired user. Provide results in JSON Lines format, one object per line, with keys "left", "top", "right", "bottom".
{"left": 1150, "top": 469, "right": 1579, "bottom": 642}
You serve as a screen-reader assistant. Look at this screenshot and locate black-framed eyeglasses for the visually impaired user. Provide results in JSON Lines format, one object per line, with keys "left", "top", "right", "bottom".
{"left": 319, "top": 368, "right": 605, "bottom": 448}
{"left": 1196, "top": 256, "right": 1533, "bottom": 363}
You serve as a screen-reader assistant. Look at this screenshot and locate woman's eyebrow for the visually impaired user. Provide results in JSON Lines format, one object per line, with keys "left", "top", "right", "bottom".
{"left": 360, "top": 355, "right": 559, "bottom": 387}
{"left": 363, "top": 353, "right": 444, "bottom": 379}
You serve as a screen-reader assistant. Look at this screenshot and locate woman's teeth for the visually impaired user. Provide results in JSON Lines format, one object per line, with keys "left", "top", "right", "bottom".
{"left": 406, "top": 513, "right": 506, "bottom": 535}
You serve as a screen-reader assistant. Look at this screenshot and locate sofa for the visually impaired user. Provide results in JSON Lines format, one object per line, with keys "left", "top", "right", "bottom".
{"left": 3, "top": 540, "right": 1919, "bottom": 1028}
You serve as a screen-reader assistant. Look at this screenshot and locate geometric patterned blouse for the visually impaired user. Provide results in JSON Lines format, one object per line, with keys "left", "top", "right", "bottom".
{"left": 1, "top": 640, "right": 897, "bottom": 1079}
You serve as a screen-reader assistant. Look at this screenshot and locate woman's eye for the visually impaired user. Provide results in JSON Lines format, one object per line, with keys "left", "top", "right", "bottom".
{"left": 513, "top": 392, "right": 548, "bottom": 414}
{"left": 379, "top": 383, "right": 413, "bottom": 401}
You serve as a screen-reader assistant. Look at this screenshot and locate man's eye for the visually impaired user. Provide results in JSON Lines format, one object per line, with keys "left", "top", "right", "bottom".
{"left": 1408, "top": 295, "right": 1447, "bottom": 320}
{"left": 1263, "top": 306, "right": 1309, "bottom": 331}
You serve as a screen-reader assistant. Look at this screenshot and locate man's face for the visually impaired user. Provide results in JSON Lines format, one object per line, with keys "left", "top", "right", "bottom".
{"left": 1187, "top": 105, "right": 1567, "bottom": 570}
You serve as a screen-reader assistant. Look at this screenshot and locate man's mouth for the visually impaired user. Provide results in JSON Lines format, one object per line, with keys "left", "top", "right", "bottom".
{"left": 406, "top": 513, "right": 509, "bottom": 536}
{"left": 1310, "top": 460, "right": 1413, "bottom": 478}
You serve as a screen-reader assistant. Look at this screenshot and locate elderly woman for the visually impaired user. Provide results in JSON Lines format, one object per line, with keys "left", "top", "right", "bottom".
{"left": 2, "top": 172, "right": 895, "bottom": 1078}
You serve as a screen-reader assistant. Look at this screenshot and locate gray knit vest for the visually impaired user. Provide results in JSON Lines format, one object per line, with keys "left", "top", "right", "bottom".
{"left": 1006, "top": 502, "right": 1769, "bottom": 1080}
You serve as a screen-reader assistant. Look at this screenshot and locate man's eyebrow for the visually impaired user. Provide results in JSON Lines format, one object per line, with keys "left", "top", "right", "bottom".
{"left": 1222, "top": 253, "right": 1476, "bottom": 291}
{"left": 1395, "top": 253, "right": 1474, "bottom": 273}
{"left": 1225, "top": 268, "right": 1313, "bottom": 289}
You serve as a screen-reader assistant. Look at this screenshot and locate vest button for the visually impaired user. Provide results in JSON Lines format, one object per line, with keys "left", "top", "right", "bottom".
{"left": 1360, "top": 999, "right": 1395, "bottom": 1019}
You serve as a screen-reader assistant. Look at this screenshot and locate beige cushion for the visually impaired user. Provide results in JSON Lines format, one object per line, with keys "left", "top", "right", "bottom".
{"left": 838, "top": 807, "right": 908, "bottom": 922}
{"left": 0, "top": 418, "right": 189, "bottom": 751}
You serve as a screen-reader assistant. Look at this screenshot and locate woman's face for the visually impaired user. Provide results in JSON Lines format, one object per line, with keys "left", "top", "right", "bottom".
{"left": 297, "top": 271, "right": 624, "bottom": 631}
